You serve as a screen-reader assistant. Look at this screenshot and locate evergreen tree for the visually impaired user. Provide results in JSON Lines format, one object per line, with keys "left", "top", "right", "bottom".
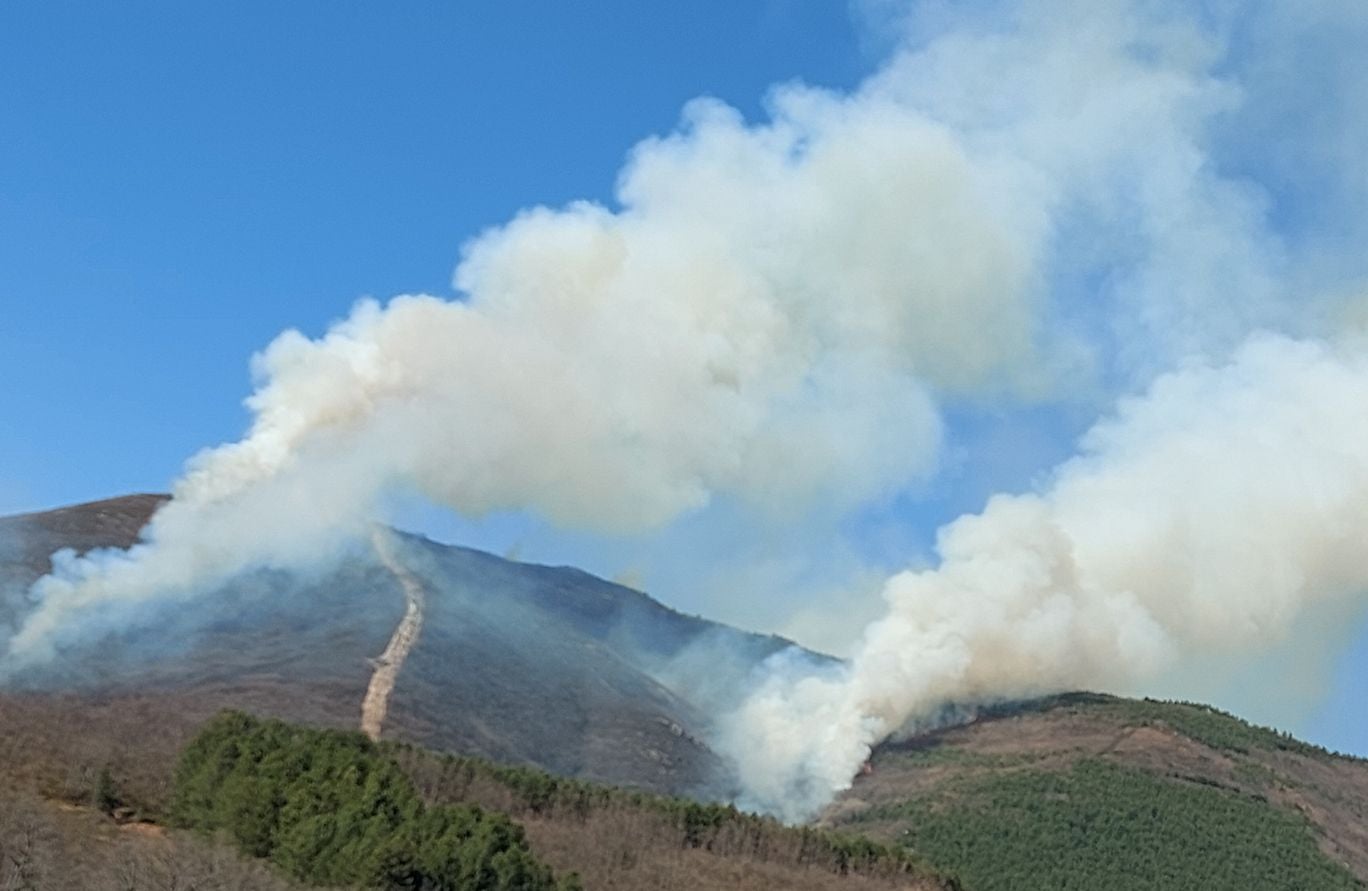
{"left": 170, "top": 712, "right": 565, "bottom": 891}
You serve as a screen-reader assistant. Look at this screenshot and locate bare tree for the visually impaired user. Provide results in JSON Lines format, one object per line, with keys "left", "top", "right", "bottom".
{"left": 0, "top": 796, "right": 58, "bottom": 891}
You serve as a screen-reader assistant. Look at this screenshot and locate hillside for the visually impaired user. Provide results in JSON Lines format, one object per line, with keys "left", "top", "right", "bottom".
{"left": 0, "top": 703, "right": 959, "bottom": 891}
{"left": 0, "top": 789, "right": 305, "bottom": 891}
{"left": 7, "top": 496, "right": 1368, "bottom": 889}
{"left": 0, "top": 493, "right": 169, "bottom": 579}
{"left": 0, "top": 495, "right": 808, "bottom": 797}
{"left": 823, "top": 692, "right": 1368, "bottom": 890}
{"left": 2, "top": 495, "right": 944, "bottom": 889}
{"left": 8, "top": 692, "right": 1364, "bottom": 891}
{"left": 170, "top": 711, "right": 958, "bottom": 891}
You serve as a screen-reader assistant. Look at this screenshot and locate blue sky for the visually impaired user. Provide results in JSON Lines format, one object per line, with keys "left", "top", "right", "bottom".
{"left": 0, "top": 0, "right": 865, "bottom": 510}
{"left": 4, "top": 2, "right": 1368, "bottom": 756}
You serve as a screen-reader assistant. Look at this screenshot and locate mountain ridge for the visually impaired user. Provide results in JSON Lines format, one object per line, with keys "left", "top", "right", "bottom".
{"left": 0, "top": 493, "right": 805, "bottom": 797}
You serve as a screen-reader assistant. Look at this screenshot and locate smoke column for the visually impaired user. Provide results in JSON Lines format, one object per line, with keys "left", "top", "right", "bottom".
{"left": 720, "top": 334, "right": 1368, "bottom": 819}
{"left": 4, "top": 0, "right": 1368, "bottom": 821}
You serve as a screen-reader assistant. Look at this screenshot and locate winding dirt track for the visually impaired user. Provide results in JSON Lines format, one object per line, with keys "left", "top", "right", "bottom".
{"left": 360, "top": 527, "right": 425, "bottom": 741}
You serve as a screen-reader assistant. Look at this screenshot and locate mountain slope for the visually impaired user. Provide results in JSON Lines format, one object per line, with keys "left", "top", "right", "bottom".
{"left": 823, "top": 692, "right": 1368, "bottom": 889}
{"left": 0, "top": 493, "right": 169, "bottom": 581}
{"left": 9, "top": 496, "right": 1368, "bottom": 890}
{"left": 0, "top": 495, "right": 803, "bottom": 797}
{"left": 0, "top": 701, "right": 961, "bottom": 891}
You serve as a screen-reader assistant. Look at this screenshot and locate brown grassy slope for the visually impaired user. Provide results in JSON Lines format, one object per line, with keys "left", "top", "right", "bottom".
{"left": 0, "top": 694, "right": 956, "bottom": 891}
{"left": 822, "top": 693, "right": 1368, "bottom": 883}
{"left": 387, "top": 744, "right": 958, "bottom": 891}
{"left": 0, "top": 493, "right": 168, "bottom": 579}
{"left": 0, "top": 496, "right": 953, "bottom": 889}
{"left": 0, "top": 688, "right": 383, "bottom": 817}
{"left": 0, "top": 784, "right": 307, "bottom": 890}
{"left": 522, "top": 816, "right": 947, "bottom": 891}
{"left": 0, "top": 495, "right": 760, "bottom": 795}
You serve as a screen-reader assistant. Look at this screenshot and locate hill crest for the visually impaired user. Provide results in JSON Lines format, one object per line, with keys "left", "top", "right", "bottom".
{"left": 0, "top": 494, "right": 802, "bottom": 797}
{"left": 825, "top": 691, "right": 1368, "bottom": 888}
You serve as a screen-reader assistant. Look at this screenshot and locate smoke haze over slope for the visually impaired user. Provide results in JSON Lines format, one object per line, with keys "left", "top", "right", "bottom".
{"left": 6, "top": 0, "right": 1368, "bottom": 819}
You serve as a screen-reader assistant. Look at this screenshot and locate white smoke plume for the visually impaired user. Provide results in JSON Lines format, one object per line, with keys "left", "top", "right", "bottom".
{"left": 721, "top": 334, "right": 1368, "bottom": 819}
{"left": 5, "top": 4, "right": 1085, "bottom": 668}
{"left": 4, "top": 0, "right": 1368, "bottom": 824}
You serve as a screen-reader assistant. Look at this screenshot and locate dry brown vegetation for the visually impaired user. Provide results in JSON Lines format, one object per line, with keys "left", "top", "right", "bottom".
{"left": 0, "top": 788, "right": 305, "bottom": 890}
{"left": 0, "top": 494, "right": 768, "bottom": 797}
{"left": 0, "top": 689, "right": 372, "bottom": 821}
{"left": 0, "top": 693, "right": 321, "bottom": 888}
{"left": 524, "top": 816, "right": 939, "bottom": 891}
{"left": 0, "top": 693, "right": 956, "bottom": 890}
{"left": 392, "top": 746, "right": 957, "bottom": 891}
{"left": 0, "top": 493, "right": 167, "bottom": 581}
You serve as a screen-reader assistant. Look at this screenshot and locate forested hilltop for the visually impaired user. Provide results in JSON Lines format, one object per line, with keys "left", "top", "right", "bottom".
{"left": 826, "top": 693, "right": 1368, "bottom": 890}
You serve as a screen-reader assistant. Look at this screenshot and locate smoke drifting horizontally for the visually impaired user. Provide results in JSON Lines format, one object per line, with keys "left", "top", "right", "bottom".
{"left": 6, "top": 0, "right": 1368, "bottom": 820}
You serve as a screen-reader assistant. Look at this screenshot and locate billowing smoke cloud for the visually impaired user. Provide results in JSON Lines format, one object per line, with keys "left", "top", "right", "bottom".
{"left": 4, "top": 3, "right": 1085, "bottom": 668}
{"left": 5, "top": 0, "right": 1368, "bottom": 825}
{"left": 720, "top": 334, "right": 1368, "bottom": 818}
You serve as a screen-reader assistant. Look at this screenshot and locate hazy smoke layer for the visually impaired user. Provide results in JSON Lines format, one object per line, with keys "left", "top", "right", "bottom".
{"left": 5, "top": 0, "right": 1368, "bottom": 824}
{"left": 720, "top": 335, "right": 1368, "bottom": 818}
